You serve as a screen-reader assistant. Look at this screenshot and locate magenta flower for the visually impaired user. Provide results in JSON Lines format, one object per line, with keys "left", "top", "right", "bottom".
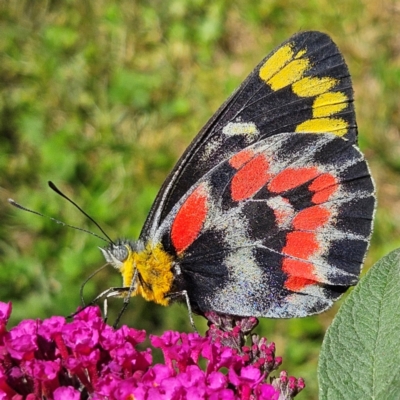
{"left": 0, "top": 302, "right": 304, "bottom": 399}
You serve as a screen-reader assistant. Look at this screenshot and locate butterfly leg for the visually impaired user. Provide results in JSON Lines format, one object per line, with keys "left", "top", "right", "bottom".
{"left": 166, "top": 289, "right": 197, "bottom": 332}
{"left": 111, "top": 268, "right": 140, "bottom": 328}
{"left": 67, "top": 286, "right": 130, "bottom": 322}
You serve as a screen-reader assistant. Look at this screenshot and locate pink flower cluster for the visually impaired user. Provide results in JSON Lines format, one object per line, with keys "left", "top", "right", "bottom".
{"left": 0, "top": 302, "right": 304, "bottom": 399}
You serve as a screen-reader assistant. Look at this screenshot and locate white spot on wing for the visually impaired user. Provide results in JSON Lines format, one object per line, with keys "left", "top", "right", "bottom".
{"left": 222, "top": 122, "right": 260, "bottom": 138}
{"left": 266, "top": 196, "right": 295, "bottom": 229}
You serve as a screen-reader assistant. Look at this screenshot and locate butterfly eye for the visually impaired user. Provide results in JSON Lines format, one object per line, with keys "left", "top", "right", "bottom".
{"left": 111, "top": 244, "right": 129, "bottom": 262}
{"left": 99, "top": 243, "right": 130, "bottom": 269}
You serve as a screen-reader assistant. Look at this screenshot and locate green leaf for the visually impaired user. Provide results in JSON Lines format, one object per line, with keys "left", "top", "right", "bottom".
{"left": 318, "top": 249, "right": 400, "bottom": 399}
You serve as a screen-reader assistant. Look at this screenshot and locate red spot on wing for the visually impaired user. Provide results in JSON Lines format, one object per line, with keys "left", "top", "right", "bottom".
{"left": 283, "top": 258, "right": 318, "bottom": 291}
{"left": 309, "top": 173, "right": 338, "bottom": 203}
{"left": 229, "top": 149, "right": 256, "bottom": 169}
{"left": 283, "top": 231, "right": 319, "bottom": 259}
{"left": 284, "top": 276, "right": 316, "bottom": 291}
{"left": 171, "top": 184, "right": 208, "bottom": 254}
{"left": 293, "top": 206, "right": 331, "bottom": 230}
{"left": 268, "top": 167, "right": 319, "bottom": 193}
{"left": 231, "top": 154, "right": 272, "bottom": 201}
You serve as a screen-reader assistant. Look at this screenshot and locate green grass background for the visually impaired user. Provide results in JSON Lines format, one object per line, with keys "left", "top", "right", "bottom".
{"left": 1, "top": 1, "right": 400, "bottom": 398}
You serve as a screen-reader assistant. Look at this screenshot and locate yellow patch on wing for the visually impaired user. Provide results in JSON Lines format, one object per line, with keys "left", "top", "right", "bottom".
{"left": 120, "top": 242, "right": 174, "bottom": 306}
{"left": 268, "top": 59, "right": 310, "bottom": 91}
{"left": 259, "top": 44, "right": 294, "bottom": 82}
{"left": 259, "top": 40, "right": 351, "bottom": 137}
{"left": 296, "top": 91, "right": 349, "bottom": 136}
{"left": 259, "top": 44, "right": 311, "bottom": 91}
{"left": 295, "top": 117, "right": 348, "bottom": 136}
{"left": 292, "top": 76, "right": 338, "bottom": 97}
{"left": 312, "top": 92, "right": 348, "bottom": 117}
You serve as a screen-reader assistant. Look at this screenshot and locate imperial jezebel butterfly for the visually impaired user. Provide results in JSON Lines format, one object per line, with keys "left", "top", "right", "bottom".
{"left": 98, "top": 31, "right": 375, "bottom": 326}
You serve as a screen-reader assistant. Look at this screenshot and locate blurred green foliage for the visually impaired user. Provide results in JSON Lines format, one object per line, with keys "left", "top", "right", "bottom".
{"left": 1, "top": 1, "right": 400, "bottom": 398}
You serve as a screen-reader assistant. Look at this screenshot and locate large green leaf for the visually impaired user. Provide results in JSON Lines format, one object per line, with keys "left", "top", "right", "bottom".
{"left": 319, "top": 249, "right": 400, "bottom": 399}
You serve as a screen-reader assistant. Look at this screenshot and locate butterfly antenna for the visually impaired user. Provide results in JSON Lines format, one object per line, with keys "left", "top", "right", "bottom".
{"left": 8, "top": 198, "right": 110, "bottom": 244}
{"left": 48, "top": 181, "right": 115, "bottom": 245}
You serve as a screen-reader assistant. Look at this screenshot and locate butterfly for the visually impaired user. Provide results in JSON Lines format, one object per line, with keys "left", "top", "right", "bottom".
{"left": 99, "top": 31, "right": 375, "bottom": 327}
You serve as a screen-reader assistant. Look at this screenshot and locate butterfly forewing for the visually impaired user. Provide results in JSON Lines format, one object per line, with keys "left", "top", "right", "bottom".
{"left": 140, "top": 31, "right": 357, "bottom": 239}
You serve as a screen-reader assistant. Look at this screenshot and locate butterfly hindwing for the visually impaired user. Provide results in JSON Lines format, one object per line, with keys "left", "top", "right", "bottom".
{"left": 155, "top": 133, "right": 374, "bottom": 317}
{"left": 140, "top": 31, "right": 357, "bottom": 239}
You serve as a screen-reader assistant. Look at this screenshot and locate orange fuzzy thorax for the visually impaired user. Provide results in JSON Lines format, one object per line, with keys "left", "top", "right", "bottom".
{"left": 119, "top": 243, "right": 174, "bottom": 306}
